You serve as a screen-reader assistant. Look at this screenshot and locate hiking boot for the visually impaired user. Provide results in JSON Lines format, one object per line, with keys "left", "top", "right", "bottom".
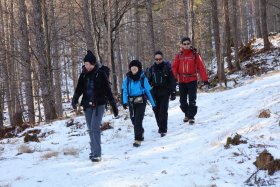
{"left": 183, "top": 116, "right": 189, "bottom": 122}
{"left": 160, "top": 133, "right": 166, "bottom": 137}
{"left": 91, "top": 155, "right": 101, "bottom": 162}
{"left": 133, "top": 140, "right": 141, "bottom": 147}
{"left": 189, "top": 119, "right": 195, "bottom": 125}
{"left": 89, "top": 153, "right": 94, "bottom": 160}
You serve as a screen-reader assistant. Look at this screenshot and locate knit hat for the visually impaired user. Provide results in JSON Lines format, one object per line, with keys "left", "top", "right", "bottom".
{"left": 129, "top": 60, "right": 142, "bottom": 70}
{"left": 84, "top": 50, "right": 96, "bottom": 65}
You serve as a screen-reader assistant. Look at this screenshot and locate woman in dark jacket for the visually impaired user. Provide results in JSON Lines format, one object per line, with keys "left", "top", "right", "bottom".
{"left": 72, "top": 50, "right": 118, "bottom": 162}
{"left": 122, "top": 60, "right": 155, "bottom": 147}
{"left": 147, "top": 51, "right": 176, "bottom": 137}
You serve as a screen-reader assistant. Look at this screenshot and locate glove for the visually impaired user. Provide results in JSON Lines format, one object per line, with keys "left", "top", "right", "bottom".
{"left": 170, "top": 92, "right": 176, "bottom": 101}
{"left": 204, "top": 81, "right": 210, "bottom": 86}
{"left": 110, "top": 100, "right": 119, "bottom": 117}
{"left": 123, "top": 103, "right": 128, "bottom": 110}
{"left": 71, "top": 99, "right": 77, "bottom": 109}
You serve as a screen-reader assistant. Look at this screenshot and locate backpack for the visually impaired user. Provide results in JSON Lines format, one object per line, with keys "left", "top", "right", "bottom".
{"left": 99, "top": 64, "right": 110, "bottom": 79}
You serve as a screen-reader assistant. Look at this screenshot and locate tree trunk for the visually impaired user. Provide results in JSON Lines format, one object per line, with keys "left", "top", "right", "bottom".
{"left": 10, "top": 0, "right": 23, "bottom": 126}
{"left": 191, "top": 0, "right": 195, "bottom": 45}
{"left": 232, "top": 0, "right": 241, "bottom": 70}
{"left": 134, "top": 0, "right": 141, "bottom": 60}
{"left": 241, "top": 0, "right": 249, "bottom": 43}
{"left": 182, "top": 0, "right": 190, "bottom": 36}
{"left": 82, "top": 0, "right": 98, "bottom": 55}
{"left": 146, "top": 0, "right": 156, "bottom": 57}
{"left": 0, "top": 82, "right": 3, "bottom": 127}
{"left": 50, "top": 0, "right": 63, "bottom": 117}
{"left": 32, "top": 0, "right": 57, "bottom": 122}
{"left": 116, "top": 25, "right": 123, "bottom": 94}
{"left": 18, "top": 0, "right": 35, "bottom": 124}
{"left": 2, "top": 0, "right": 23, "bottom": 126}
{"left": 212, "top": 0, "right": 225, "bottom": 85}
{"left": 0, "top": 0, "right": 3, "bottom": 127}
{"left": 260, "top": 0, "right": 270, "bottom": 50}
{"left": 254, "top": 0, "right": 262, "bottom": 38}
{"left": 224, "top": 0, "right": 233, "bottom": 71}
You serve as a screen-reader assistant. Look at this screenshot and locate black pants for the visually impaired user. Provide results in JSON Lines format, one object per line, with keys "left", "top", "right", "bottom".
{"left": 129, "top": 101, "right": 146, "bottom": 141}
{"left": 153, "top": 94, "right": 169, "bottom": 133}
{"left": 179, "top": 81, "right": 197, "bottom": 119}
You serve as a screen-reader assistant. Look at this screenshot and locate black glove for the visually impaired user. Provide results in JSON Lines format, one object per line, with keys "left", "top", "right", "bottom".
{"left": 204, "top": 81, "right": 210, "bottom": 86}
{"left": 71, "top": 99, "right": 77, "bottom": 109}
{"left": 123, "top": 103, "right": 128, "bottom": 110}
{"left": 170, "top": 92, "right": 176, "bottom": 101}
{"left": 110, "top": 100, "right": 119, "bottom": 117}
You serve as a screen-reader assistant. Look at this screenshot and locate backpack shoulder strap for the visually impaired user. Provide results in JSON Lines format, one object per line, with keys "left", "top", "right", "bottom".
{"left": 141, "top": 76, "right": 145, "bottom": 89}
{"left": 178, "top": 51, "right": 183, "bottom": 60}
{"left": 192, "top": 47, "right": 198, "bottom": 74}
{"left": 192, "top": 47, "right": 197, "bottom": 64}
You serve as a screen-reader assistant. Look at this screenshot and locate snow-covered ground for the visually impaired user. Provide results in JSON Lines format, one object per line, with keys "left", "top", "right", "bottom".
{"left": 0, "top": 69, "right": 280, "bottom": 187}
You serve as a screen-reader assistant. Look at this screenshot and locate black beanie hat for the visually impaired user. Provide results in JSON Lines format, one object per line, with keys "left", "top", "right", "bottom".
{"left": 84, "top": 50, "right": 96, "bottom": 65}
{"left": 129, "top": 60, "right": 142, "bottom": 70}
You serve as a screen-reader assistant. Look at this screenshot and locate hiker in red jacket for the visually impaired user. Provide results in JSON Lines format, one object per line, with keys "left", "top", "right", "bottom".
{"left": 172, "top": 37, "right": 209, "bottom": 124}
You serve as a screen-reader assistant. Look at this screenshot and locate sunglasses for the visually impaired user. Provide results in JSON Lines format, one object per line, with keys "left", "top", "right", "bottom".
{"left": 183, "top": 42, "right": 191, "bottom": 46}
{"left": 155, "top": 58, "right": 163, "bottom": 61}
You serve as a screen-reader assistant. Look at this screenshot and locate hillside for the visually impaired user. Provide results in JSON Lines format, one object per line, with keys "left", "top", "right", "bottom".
{"left": 0, "top": 71, "right": 280, "bottom": 187}
{"left": 1, "top": 34, "right": 280, "bottom": 187}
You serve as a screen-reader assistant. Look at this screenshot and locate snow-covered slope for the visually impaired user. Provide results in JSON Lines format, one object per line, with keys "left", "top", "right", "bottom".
{"left": 0, "top": 70, "right": 280, "bottom": 187}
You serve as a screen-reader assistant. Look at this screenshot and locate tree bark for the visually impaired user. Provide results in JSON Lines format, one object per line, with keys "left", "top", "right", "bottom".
{"left": 0, "top": 0, "right": 4, "bottom": 127}
{"left": 224, "top": 0, "right": 233, "bottom": 71}
{"left": 18, "top": 0, "right": 35, "bottom": 124}
{"left": 260, "top": 0, "right": 270, "bottom": 50}
{"left": 50, "top": 0, "right": 63, "bottom": 117}
{"left": 134, "top": 0, "right": 141, "bottom": 60}
{"left": 9, "top": 0, "right": 23, "bottom": 126}
{"left": 232, "top": 0, "right": 241, "bottom": 70}
{"left": 32, "top": 0, "right": 57, "bottom": 122}
{"left": 212, "top": 0, "right": 225, "bottom": 85}
{"left": 191, "top": 0, "right": 195, "bottom": 45}
{"left": 146, "top": 0, "right": 156, "bottom": 57}
{"left": 254, "top": 0, "right": 262, "bottom": 38}
{"left": 82, "top": 0, "right": 99, "bottom": 56}
{"left": 182, "top": 0, "right": 190, "bottom": 36}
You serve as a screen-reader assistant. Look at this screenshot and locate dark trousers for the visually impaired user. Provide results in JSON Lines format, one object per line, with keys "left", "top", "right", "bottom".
{"left": 179, "top": 81, "right": 197, "bottom": 119}
{"left": 153, "top": 94, "right": 169, "bottom": 133}
{"left": 129, "top": 101, "right": 146, "bottom": 141}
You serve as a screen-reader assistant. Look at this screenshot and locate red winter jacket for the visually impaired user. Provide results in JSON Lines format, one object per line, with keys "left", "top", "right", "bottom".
{"left": 172, "top": 48, "right": 208, "bottom": 83}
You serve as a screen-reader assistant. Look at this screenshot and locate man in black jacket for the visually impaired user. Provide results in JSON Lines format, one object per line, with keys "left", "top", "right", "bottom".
{"left": 72, "top": 50, "right": 118, "bottom": 162}
{"left": 147, "top": 51, "right": 176, "bottom": 137}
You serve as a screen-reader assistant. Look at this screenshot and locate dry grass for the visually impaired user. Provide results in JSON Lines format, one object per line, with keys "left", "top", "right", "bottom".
{"left": 18, "top": 144, "right": 34, "bottom": 154}
{"left": 63, "top": 147, "right": 79, "bottom": 156}
{"left": 41, "top": 151, "right": 59, "bottom": 160}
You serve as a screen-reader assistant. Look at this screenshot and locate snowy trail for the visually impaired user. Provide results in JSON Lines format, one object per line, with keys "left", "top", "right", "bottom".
{"left": 0, "top": 72, "right": 280, "bottom": 187}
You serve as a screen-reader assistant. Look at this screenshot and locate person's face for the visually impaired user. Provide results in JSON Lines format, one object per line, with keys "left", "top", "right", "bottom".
{"left": 181, "top": 40, "right": 191, "bottom": 49}
{"left": 84, "top": 62, "right": 95, "bottom": 71}
{"left": 130, "top": 66, "right": 139, "bottom": 75}
{"left": 154, "top": 54, "right": 163, "bottom": 64}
